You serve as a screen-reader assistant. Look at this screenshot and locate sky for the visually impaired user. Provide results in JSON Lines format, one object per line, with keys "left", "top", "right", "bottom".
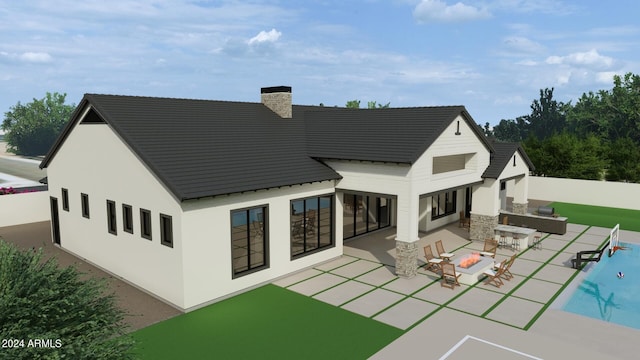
{"left": 1, "top": 0, "right": 639, "bottom": 127}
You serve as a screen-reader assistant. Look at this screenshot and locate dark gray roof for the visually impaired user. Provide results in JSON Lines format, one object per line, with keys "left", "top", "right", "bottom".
{"left": 302, "top": 106, "right": 492, "bottom": 163}
{"left": 41, "top": 94, "right": 341, "bottom": 201}
{"left": 482, "top": 141, "right": 536, "bottom": 179}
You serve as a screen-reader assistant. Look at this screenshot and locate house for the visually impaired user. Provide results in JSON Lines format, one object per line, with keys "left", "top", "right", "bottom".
{"left": 40, "top": 86, "right": 534, "bottom": 311}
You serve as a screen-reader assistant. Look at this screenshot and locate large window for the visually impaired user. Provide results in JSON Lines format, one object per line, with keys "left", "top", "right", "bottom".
{"left": 432, "top": 190, "right": 457, "bottom": 220}
{"left": 140, "top": 209, "right": 152, "bottom": 240}
{"left": 291, "top": 195, "right": 333, "bottom": 258}
{"left": 343, "top": 193, "right": 392, "bottom": 239}
{"left": 160, "top": 214, "right": 173, "bottom": 248}
{"left": 231, "top": 206, "right": 268, "bottom": 277}
{"left": 106, "top": 200, "right": 117, "bottom": 235}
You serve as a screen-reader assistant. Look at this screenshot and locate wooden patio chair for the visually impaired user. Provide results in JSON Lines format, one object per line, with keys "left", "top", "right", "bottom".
{"left": 483, "top": 260, "right": 507, "bottom": 288}
{"left": 435, "top": 240, "right": 455, "bottom": 261}
{"left": 502, "top": 254, "right": 517, "bottom": 280}
{"left": 458, "top": 211, "right": 470, "bottom": 229}
{"left": 423, "top": 245, "right": 443, "bottom": 273}
{"left": 440, "top": 262, "right": 461, "bottom": 289}
{"left": 480, "top": 238, "right": 498, "bottom": 258}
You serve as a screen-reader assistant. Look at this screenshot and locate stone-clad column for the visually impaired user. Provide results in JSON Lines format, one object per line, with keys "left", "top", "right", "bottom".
{"left": 470, "top": 213, "right": 499, "bottom": 241}
{"left": 512, "top": 202, "right": 528, "bottom": 215}
{"left": 395, "top": 240, "right": 418, "bottom": 278}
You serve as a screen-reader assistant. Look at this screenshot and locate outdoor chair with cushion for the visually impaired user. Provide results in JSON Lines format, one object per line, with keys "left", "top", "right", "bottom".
{"left": 440, "top": 262, "right": 461, "bottom": 290}
{"left": 483, "top": 260, "right": 507, "bottom": 288}
{"left": 480, "top": 238, "right": 498, "bottom": 258}
{"left": 435, "top": 240, "right": 455, "bottom": 261}
{"left": 423, "top": 245, "right": 443, "bottom": 273}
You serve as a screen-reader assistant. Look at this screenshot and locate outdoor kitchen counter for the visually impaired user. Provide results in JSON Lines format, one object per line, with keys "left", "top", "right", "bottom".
{"left": 494, "top": 225, "right": 537, "bottom": 250}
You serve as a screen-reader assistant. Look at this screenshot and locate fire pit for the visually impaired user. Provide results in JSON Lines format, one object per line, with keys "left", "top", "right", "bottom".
{"left": 458, "top": 253, "right": 481, "bottom": 269}
{"left": 451, "top": 254, "right": 494, "bottom": 285}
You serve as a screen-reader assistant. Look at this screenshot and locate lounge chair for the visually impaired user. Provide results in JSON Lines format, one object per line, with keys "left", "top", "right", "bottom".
{"left": 440, "top": 262, "right": 461, "bottom": 289}
{"left": 423, "top": 245, "right": 443, "bottom": 273}
{"left": 435, "top": 240, "right": 455, "bottom": 261}
{"left": 480, "top": 238, "right": 498, "bottom": 258}
{"left": 483, "top": 260, "right": 507, "bottom": 288}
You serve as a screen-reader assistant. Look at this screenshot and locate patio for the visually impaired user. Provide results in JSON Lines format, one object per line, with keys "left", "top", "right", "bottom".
{"left": 274, "top": 222, "right": 640, "bottom": 359}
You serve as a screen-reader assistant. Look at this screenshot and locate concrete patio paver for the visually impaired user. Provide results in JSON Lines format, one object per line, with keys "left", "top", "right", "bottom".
{"left": 312, "top": 280, "right": 374, "bottom": 306}
{"left": 446, "top": 287, "right": 505, "bottom": 316}
{"left": 532, "top": 263, "right": 576, "bottom": 283}
{"left": 341, "top": 288, "right": 405, "bottom": 317}
{"left": 511, "top": 277, "right": 563, "bottom": 304}
{"left": 286, "top": 272, "right": 346, "bottom": 296}
{"left": 329, "top": 258, "right": 381, "bottom": 278}
{"left": 354, "top": 265, "right": 397, "bottom": 286}
{"left": 272, "top": 267, "right": 323, "bottom": 287}
{"left": 313, "top": 255, "right": 359, "bottom": 271}
{"left": 412, "top": 283, "right": 470, "bottom": 304}
{"left": 381, "top": 273, "right": 433, "bottom": 295}
{"left": 373, "top": 297, "right": 438, "bottom": 330}
{"left": 485, "top": 296, "right": 545, "bottom": 328}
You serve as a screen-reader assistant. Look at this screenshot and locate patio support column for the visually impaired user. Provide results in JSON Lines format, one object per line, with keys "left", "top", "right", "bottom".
{"left": 512, "top": 175, "right": 529, "bottom": 215}
{"left": 470, "top": 179, "right": 500, "bottom": 241}
{"left": 395, "top": 190, "right": 420, "bottom": 278}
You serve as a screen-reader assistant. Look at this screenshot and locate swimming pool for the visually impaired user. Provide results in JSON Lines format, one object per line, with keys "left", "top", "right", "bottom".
{"left": 562, "top": 242, "right": 640, "bottom": 329}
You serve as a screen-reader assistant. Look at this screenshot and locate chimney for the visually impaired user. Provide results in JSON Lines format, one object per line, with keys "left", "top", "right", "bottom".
{"left": 261, "top": 86, "right": 292, "bottom": 118}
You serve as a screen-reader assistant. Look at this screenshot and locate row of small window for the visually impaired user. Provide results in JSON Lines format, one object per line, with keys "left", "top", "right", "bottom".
{"left": 61, "top": 188, "right": 173, "bottom": 248}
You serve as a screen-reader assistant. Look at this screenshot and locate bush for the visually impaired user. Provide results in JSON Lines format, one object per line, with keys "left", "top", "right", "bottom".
{"left": 0, "top": 240, "right": 135, "bottom": 359}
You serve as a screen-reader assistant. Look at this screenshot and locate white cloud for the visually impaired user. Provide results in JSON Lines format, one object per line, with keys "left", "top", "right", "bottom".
{"left": 413, "top": 0, "right": 491, "bottom": 23}
{"left": 502, "top": 36, "right": 545, "bottom": 54}
{"left": 20, "top": 52, "right": 53, "bottom": 63}
{"left": 248, "top": 29, "right": 281, "bottom": 45}
{"left": 545, "top": 49, "right": 614, "bottom": 70}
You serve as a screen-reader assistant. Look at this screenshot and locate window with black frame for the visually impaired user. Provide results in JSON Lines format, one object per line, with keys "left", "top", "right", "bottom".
{"left": 291, "top": 195, "right": 333, "bottom": 258}
{"left": 231, "top": 206, "right": 268, "bottom": 277}
{"left": 343, "top": 193, "right": 392, "bottom": 240}
{"left": 432, "top": 190, "right": 457, "bottom": 220}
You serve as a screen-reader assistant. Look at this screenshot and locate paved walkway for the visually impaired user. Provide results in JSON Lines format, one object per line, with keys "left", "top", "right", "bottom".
{"left": 274, "top": 224, "right": 640, "bottom": 359}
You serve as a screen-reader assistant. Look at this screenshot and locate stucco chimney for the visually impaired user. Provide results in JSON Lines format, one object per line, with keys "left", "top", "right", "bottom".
{"left": 261, "top": 86, "right": 292, "bottom": 118}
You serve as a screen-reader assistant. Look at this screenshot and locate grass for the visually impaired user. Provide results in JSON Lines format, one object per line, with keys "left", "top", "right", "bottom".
{"left": 132, "top": 284, "right": 403, "bottom": 359}
{"left": 549, "top": 202, "right": 640, "bottom": 232}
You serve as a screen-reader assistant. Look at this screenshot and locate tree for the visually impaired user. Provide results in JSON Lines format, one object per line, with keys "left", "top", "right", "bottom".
{"left": 492, "top": 117, "right": 527, "bottom": 142}
{"left": 606, "top": 137, "right": 640, "bottom": 182}
{"left": 0, "top": 240, "right": 135, "bottom": 359}
{"left": 345, "top": 100, "right": 390, "bottom": 109}
{"left": 524, "top": 133, "right": 605, "bottom": 180}
{"left": 525, "top": 88, "right": 569, "bottom": 139}
{"left": 1, "top": 92, "right": 75, "bottom": 156}
{"left": 568, "top": 72, "right": 640, "bottom": 142}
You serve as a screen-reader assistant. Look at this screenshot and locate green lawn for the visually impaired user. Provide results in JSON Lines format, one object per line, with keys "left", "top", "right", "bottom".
{"left": 549, "top": 202, "right": 640, "bottom": 232}
{"left": 132, "top": 284, "right": 402, "bottom": 359}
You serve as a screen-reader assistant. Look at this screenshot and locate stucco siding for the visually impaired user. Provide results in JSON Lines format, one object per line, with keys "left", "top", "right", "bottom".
{"left": 46, "top": 121, "right": 185, "bottom": 308}
{"left": 180, "top": 181, "right": 340, "bottom": 310}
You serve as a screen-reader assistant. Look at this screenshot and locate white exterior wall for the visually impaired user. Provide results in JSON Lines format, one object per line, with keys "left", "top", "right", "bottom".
{"left": 415, "top": 116, "right": 490, "bottom": 231}
{"left": 180, "top": 181, "right": 339, "bottom": 310}
{"left": 525, "top": 176, "right": 640, "bottom": 210}
{"left": 0, "top": 190, "right": 49, "bottom": 227}
{"left": 46, "top": 120, "right": 185, "bottom": 308}
{"left": 328, "top": 116, "right": 491, "bottom": 238}
{"left": 414, "top": 115, "right": 490, "bottom": 194}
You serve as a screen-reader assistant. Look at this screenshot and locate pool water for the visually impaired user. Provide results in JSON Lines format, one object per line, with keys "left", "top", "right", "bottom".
{"left": 562, "top": 242, "right": 640, "bottom": 329}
